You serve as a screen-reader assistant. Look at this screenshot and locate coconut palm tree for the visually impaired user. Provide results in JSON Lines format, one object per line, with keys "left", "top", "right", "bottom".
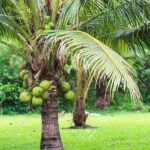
{"left": 0, "top": 0, "right": 149, "bottom": 149}
{"left": 94, "top": 0, "right": 150, "bottom": 108}
{"left": 70, "top": 0, "right": 150, "bottom": 127}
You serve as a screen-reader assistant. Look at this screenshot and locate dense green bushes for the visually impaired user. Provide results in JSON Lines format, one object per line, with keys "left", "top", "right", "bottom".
{"left": 0, "top": 80, "right": 23, "bottom": 114}
{"left": 0, "top": 49, "right": 27, "bottom": 114}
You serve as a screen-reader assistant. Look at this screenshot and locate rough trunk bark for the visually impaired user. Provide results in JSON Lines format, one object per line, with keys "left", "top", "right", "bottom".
{"left": 40, "top": 81, "right": 63, "bottom": 150}
{"left": 73, "top": 71, "right": 88, "bottom": 127}
{"left": 95, "top": 80, "right": 109, "bottom": 109}
{"left": 73, "top": 96, "right": 88, "bottom": 127}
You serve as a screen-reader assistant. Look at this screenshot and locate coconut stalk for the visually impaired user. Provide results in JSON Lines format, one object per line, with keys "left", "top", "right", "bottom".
{"left": 51, "top": 0, "right": 60, "bottom": 24}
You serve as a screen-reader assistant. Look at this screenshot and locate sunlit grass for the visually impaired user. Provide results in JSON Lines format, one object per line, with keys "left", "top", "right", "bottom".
{"left": 0, "top": 112, "right": 150, "bottom": 150}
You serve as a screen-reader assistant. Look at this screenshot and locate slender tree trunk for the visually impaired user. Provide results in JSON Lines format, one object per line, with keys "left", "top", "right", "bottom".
{"left": 40, "top": 81, "right": 63, "bottom": 150}
{"left": 73, "top": 96, "right": 88, "bottom": 127}
{"left": 95, "top": 80, "right": 109, "bottom": 109}
{"left": 73, "top": 71, "right": 88, "bottom": 127}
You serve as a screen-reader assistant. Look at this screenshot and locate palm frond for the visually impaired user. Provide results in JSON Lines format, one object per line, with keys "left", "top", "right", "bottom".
{"left": 58, "top": 0, "right": 150, "bottom": 31}
{"left": 10, "top": 0, "right": 33, "bottom": 35}
{"left": 0, "top": 40, "right": 28, "bottom": 60}
{"left": 25, "top": 0, "right": 41, "bottom": 30}
{"left": 0, "top": 14, "right": 18, "bottom": 39}
{"left": 86, "top": 0, "right": 150, "bottom": 35}
{"left": 0, "top": 12, "right": 31, "bottom": 41}
{"left": 0, "top": 13, "right": 34, "bottom": 51}
{"left": 41, "top": 30, "right": 142, "bottom": 105}
{"left": 57, "top": 0, "right": 104, "bottom": 29}
{"left": 84, "top": 0, "right": 150, "bottom": 56}
{"left": 102, "top": 23, "right": 150, "bottom": 55}
{"left": 57, "top": 0, "right": 150, "bottom": 57}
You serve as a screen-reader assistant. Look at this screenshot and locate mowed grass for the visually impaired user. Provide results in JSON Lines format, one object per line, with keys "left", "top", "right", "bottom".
{"left": 1, "top": 112, "right": 150, "bottom": 150}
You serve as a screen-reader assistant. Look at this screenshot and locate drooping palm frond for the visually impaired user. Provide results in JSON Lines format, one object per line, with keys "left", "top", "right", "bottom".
{"left": 1, "top": 0, "right": 45, "bottom": 36}
{"left": 0, "top": 14, "right": 18, "bottom": 39}
{"left": 0, "top": 0, "right": 35, "bottom": 51}
{"left": 0, "top": 14, "right": 34, "bottom": 52}
{"left": 84, "top": 0, "right": 150, "bottom": 56}
{"left": 40, "top": 30, "right": 142, "bottom": 105}
{"left": 87, "top": 0, "right": 150, "bottom": 33}
{"left": 102, "top": 23, "right": 150, "bottom": 56}
{"left": 0, "top": 40, "right": 28, "bottom": 60}
{"left": 0, "top": 11, "right": 32, "bottom": 42}
{"left": 57, "top": 0, "right": 150, "bottom": 56}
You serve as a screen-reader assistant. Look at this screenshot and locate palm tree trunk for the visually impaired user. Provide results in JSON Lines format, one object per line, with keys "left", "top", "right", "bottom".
{"left": 40, "top": 81, "right": 63, "bottom": 150}
{"left": 73, "top": 71, "right": 88, "bottom": 127}
{"left": 73, "top": 96, "right": 88, "bottom": 127}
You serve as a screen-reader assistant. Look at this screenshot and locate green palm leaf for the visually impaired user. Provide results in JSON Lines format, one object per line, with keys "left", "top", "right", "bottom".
{"left": 58, "top": 0, "right": 104, "bottom": 28}
{"left": 109, "top": 23, "right": 150, "bottom": 55}
{"left": 42, "top": 30, "right": 142, "bottom": 105}
{"left": 0, "top": 14, "right": 18, "bottom": 39}
{"left": 57, "top": 0, "right": 150, "bottom": 56}
{"left": 0, "top": 40, "right": 28, "bottom": 60}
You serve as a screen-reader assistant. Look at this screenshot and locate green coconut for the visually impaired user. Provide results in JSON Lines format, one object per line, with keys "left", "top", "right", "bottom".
{"left": 19, "top": 69, "right": 29, "bottom": 80}
{"left": 23, "top": 81, "right": 28, "bottom": 88}
{"left": 49, "top": 22, "right": 55, "bottom": 28}
{"left": 45, "top": 16, "right": 51, "bottom": 22}
{"left": 64, "top": 90, "right": 76, "bottom": 101}
{"left": 32, "top": 97, "right": 43, "bottom": 106}
{"left": 23, "top": 74, "right": 28, "bottom": 81}
{"left": 58, "top": 76, "right": 65, "bottom": 85}
{"left": 40, "top": 80, "right": 51, "bottom": 90}
{"left": 32, "top": 86, "right": 43, "bottom": 97}
{"left": 60, "top": 82, "right": 71, "bottom": 92}
{"left": 19, "top": 92, "right": 31, "bottom": 102}
{"left": 45, "top": 24, "right": 50, "bottom": 30}
{"left": 42, "top": 91, "right": 49, "bottom": 100}
{"left": 45, "top": 22, "right": 54, "bottom": 30}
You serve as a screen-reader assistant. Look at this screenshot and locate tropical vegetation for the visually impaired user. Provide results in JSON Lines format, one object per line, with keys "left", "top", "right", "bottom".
{"left": 0, "top": 0, "right": 150, "bottom": 149}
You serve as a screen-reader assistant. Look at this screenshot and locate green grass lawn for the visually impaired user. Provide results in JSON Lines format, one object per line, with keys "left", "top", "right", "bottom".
{"left": 1, "top": 112, "right": 150, "bottom": 150}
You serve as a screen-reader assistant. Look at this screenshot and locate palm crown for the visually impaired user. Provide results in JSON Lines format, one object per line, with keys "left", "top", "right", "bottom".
{"left": 1, "top": 0, "right": 150, "bottom": 104}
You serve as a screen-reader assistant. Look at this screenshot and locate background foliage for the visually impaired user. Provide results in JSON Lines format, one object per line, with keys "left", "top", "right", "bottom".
{"left": 1, "top": 47, "right": 150, "bottom": 114}
{"left": 0, "top": 49, "right": 24, "bottom": 114}
{"left": 0, "top": 48, "right": 150, "bottom": 114}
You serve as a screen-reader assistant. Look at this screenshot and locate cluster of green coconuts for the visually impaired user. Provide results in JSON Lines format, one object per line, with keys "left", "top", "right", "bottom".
{"left": 19, "top": 69, "right": 51, "bottom": 106}
{"left": 58, "top": 81, "right": 76, "bottom": 101}
{"left": 18, "top": 69, "right": 76, "bottom": 106}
